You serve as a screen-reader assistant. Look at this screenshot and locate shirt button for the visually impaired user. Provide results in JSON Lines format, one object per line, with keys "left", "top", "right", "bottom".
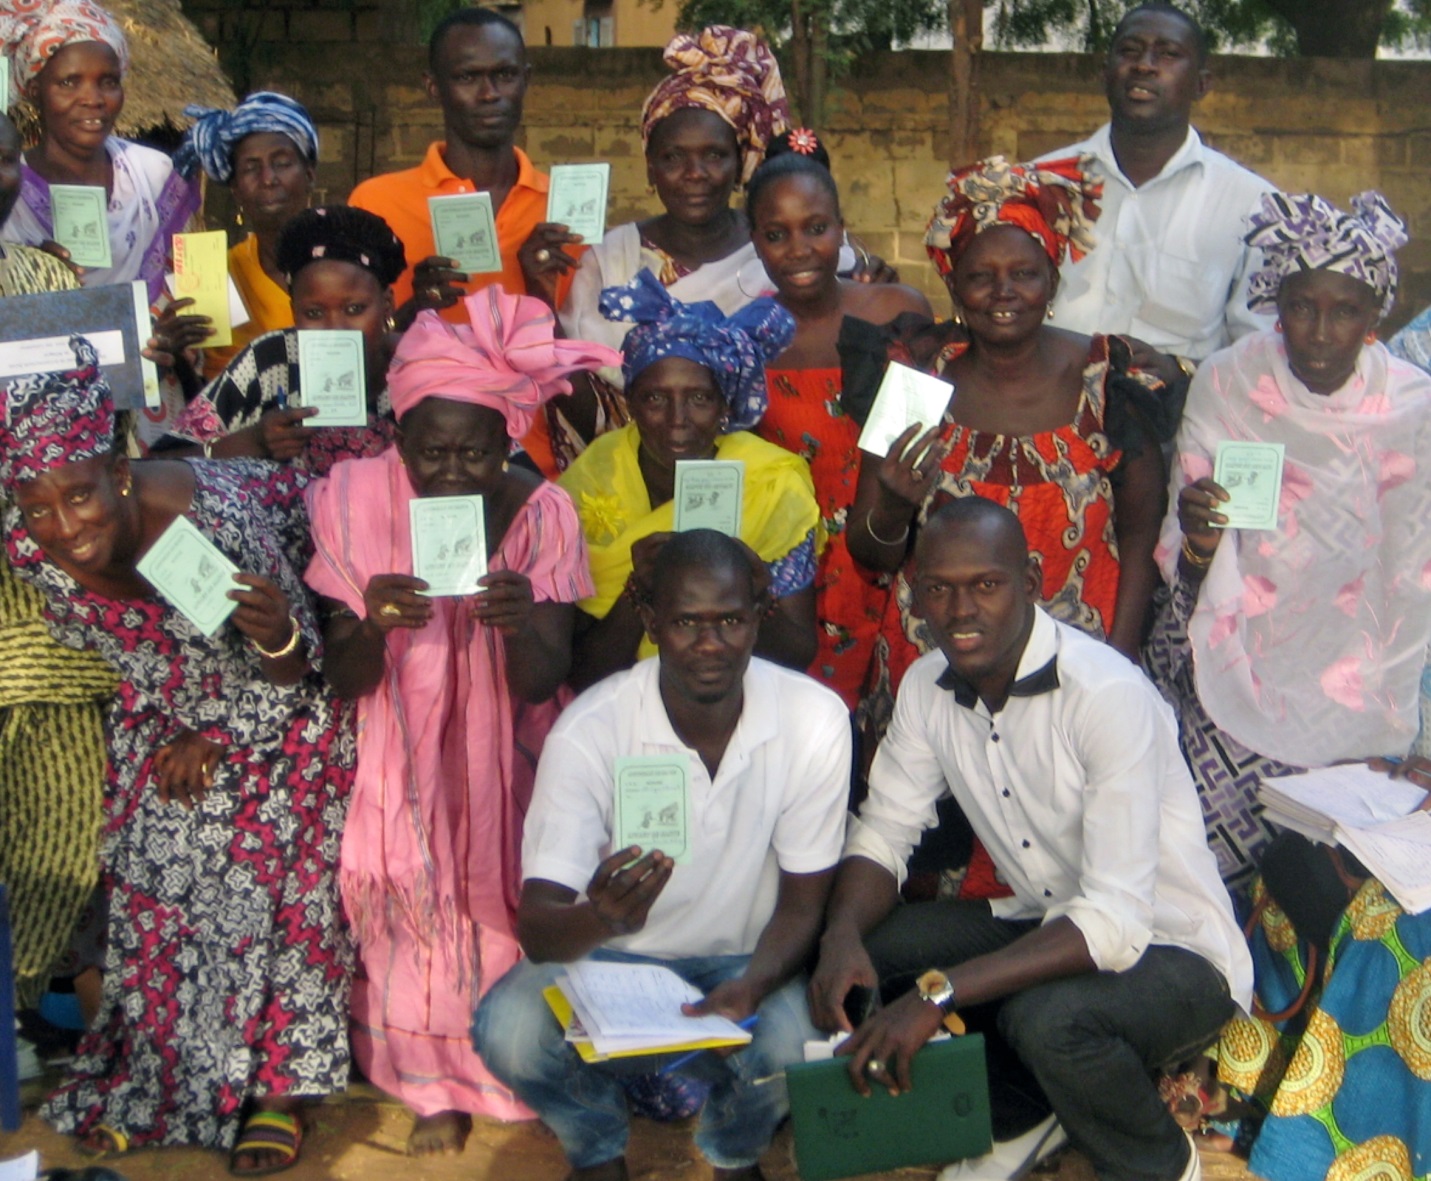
{"left": 991, "top": 732, "right": 1000, "bottom": 743}
{"left": 1021, "top": 839, "right": 1031, "bottom": 849}
{"left": 1002, "top": 789, "right": 1011, "bottom": 798}
{"left": 1044, "top": 889, "right": 1052, "bottom": 898}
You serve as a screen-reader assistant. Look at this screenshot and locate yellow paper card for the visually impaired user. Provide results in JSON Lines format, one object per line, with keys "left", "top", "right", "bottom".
{"left": 172, "top": 229, "right": 233, "bottom": 347}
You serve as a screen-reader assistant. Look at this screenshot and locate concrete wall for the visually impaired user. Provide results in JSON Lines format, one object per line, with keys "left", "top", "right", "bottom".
{"left": 176, "top": 3, "right": 1431, "bottom": 329}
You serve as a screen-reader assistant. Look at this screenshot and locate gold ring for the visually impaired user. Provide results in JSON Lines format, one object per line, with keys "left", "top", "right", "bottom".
{"left": 534, "top": 248, "right": 552, "bottom": 263}
{"left": 865, "top": 1059, "right": 885, "bottom": 1077}
{"left": 379, "top": 603, "right": 402, "bottom": 618}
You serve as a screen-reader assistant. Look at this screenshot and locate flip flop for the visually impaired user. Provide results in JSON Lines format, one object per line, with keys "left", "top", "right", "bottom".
{"left": 228, "top": 1109, "right": 304, "bottom": 1177}
{"left": 74, "top": 1125, "right": 128, "bottom": 1159}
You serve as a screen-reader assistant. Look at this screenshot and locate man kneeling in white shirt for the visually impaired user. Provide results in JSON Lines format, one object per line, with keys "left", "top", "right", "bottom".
{"left": 474, "top": 529, "right": 851, "bottom": 1181}
{"left": 808, "top": 498, "right": 1251, "bottom": 1181}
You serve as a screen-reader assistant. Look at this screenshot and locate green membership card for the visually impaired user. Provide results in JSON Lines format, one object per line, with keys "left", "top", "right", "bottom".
{"left": 1213, "top": 440, "right": 1284, "bottom": 531}
{"left": 410, "top": 494, "right": 487, "bottom": 597}
{"left": 297, "top": 329, "right": 367, "bottom": 427}
{"left": 547, "top": 163, "right": 611, "bottom": 244}
{"left": 136, "top": 515, "right": 240, "bottom": 637}
{"left": 429, "top": 192, "right": 501, "bottom": 274}
{"left": 50, "top": 184, "right": 112, "bottom": 269}
{"left": 673, "top": 460, "right": 743, "bottom": 536}
{"left": 613, "top": 755, "right": 691, "bottom": 863}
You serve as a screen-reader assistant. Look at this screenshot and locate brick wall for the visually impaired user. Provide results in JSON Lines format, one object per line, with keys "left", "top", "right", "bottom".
{"left": 178, "top": 3, "right": 1431, "bottom": 328}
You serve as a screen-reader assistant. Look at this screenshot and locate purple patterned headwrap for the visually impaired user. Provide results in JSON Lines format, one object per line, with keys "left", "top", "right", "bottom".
{"left": 0, "top": 335, "right": 116, "bottom": 490}
{"left": 598, "top": 270, "right": 794, "bottom": 431}
{"left": 1246, "top": 191, "right": 1407, "bottom": 318}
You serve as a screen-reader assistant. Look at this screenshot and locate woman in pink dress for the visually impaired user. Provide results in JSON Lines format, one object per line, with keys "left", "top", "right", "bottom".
{"left": 303, "top": 287, "right": 618, "bottom": 1155}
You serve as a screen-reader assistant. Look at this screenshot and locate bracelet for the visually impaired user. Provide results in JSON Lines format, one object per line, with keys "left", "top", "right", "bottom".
{"left": 1180, "top": 536, "right": 1214, "bottom": 569}
{"left": 252, "top": 612, "right": 302, "bottom": 660}
{"left": 201, "top": 439, "right": 215, "bottom": 459}
{"left": 865, "top": 508, "right": 911, "bottom": 548}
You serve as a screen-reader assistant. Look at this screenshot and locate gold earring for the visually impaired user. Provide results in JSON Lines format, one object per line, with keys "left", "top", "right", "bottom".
{"left": 385, "top": 315, "right": 397, "bottom": 333}
{"left": 120, "top": 483, "right": 131, "bottom": 497}
{"left": 1046, "top": 305, "right": 1055, "bottom": 320}
{"left": 501, "top": 460, "right": 510, "bottom": 473}
{"left": 235, "top": 208, "right": 244, "bottom": 228}
{"left": 1365, "top": 330, "right": 1378, "bottom": 344}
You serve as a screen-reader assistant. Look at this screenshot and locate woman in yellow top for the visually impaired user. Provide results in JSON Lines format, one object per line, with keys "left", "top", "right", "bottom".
{"left": 560, "top": 270, "right": 821, "bottom": 691}
{"left": 174, "top": 92, "right": 318, "bottom": 379}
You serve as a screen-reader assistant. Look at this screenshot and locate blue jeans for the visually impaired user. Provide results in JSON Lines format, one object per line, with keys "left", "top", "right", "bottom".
{"left": 473, "top": 949, "right": 817, "bottom": 1170}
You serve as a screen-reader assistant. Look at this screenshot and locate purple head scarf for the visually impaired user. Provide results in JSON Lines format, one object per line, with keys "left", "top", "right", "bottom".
{"left": 1246, "top": 191, "right": 1407, "bottom": 318}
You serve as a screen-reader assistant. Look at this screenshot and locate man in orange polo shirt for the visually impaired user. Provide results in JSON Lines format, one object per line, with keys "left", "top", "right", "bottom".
{"left": 350, "top": 7, "right": 581, "bottom": 473}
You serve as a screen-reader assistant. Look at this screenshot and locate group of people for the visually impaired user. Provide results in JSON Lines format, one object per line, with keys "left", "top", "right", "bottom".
{"left": 2, "top": 2, "right": 1431, "bottom": 1180}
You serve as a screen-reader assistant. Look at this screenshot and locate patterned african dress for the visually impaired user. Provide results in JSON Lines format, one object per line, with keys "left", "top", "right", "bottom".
{"left": 7, "top": 460, "right": 356, "bottom": 1151}
{"left": 758, "top": 366, "right": 891, "bottom": 710}
{"left": 1222, "top": 878, "right": 1431, "bottom": 1181}
{"left": 165, "top": 328, "right": 396, "bottom": 476}
{"left": 866, "top": 335, "right": 1132, "bottom": 735}
{"left": 0, "top": 243, "right": 115, "bottom": 1007}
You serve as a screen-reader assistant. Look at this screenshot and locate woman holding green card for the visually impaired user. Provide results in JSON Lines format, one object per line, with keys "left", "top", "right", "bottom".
{"left": 164, "top": 205, "right": 406, "bottom": 475}
{"left": 1, "top": 335, "right": 355, "bottom": 1175}
{"left": 0, "top": 0, "right": 199, "bottom": 300}
{"left": 559, "top": 270, "right": 820, "bottom": 691}
{"left": 304, "top": 286, "right": 615, "bottom": 1156}
{"left": 1143, "top": 191, "right": 1431, "bottom": 1181}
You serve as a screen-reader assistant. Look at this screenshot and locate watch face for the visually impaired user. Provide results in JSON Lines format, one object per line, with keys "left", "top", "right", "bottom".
{"left": 917, "top": 969, "right": 953, "bottom": 1004}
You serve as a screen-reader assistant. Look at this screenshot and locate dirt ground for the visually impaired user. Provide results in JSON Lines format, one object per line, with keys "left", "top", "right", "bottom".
{"left": 1, "top": 1077, "right": 1261, "bottom": 1181}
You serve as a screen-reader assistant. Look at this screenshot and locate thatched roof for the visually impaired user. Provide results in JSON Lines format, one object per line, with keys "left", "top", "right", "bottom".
{"left": 11, "top": 0, "right": 234, "bottom": 141}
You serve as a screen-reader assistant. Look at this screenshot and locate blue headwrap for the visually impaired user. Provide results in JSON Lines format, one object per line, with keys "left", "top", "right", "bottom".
{"left": 175, "top": 91, "right": 319, "bottom": 184}
{"left": 599, "top": 270, "right": 794, "bottom": 431}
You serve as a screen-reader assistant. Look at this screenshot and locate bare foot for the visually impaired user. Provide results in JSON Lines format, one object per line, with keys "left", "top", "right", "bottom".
{"left": 230, "top": 1097, "right": 304, "bottom": 1175}
{"left": 568, "top": 1159, "right": 629, "bottom": 1181}
{"left": 407, "top": 1110, "right": 473, "bottom": 1156}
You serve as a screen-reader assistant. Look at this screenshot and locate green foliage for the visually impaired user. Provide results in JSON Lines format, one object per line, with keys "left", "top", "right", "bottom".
{"left": 989, "top": 0, "right": 1431, "bottom": 55}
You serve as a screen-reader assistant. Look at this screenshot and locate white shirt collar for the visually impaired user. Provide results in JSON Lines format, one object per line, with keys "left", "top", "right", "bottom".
{"left": 1087, "top": 123, "right": 1205, "bottom": 190}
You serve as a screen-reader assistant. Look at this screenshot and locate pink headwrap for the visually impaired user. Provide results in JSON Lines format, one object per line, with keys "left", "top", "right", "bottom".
{"left": 0, "top": 0, "right": 129, "bottom": 107}
{"left": 387, "top": 286, "right": 622, "bottom": 440}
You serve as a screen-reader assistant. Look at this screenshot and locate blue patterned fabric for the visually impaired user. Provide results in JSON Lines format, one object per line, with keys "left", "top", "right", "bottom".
{"left": 175, "top": 91, "right": 319, "bottom": 184}
{"left": 598, "top": 270, "right": 794, "bottom": 431}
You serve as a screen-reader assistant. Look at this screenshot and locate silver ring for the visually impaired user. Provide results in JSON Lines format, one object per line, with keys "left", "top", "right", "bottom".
{"left": 534, "top": 248, "right": 552, "bottom": 263}
{"left": 911, "top": 469, "right": 925, "bottom": 482}
{"left": 865, "top": 1058, "right": 885, "bottom": 1077}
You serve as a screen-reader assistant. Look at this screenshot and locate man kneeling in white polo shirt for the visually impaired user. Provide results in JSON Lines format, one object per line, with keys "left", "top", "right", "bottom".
{"left": 474, "top": 528, "right": 851, "bottom": 1181}
{"left": 809, "top": 498, "right": 1252, "bottom": 1181}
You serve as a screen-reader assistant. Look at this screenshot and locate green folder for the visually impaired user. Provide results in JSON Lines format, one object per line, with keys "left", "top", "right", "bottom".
{"left": 786, "top": 1035, "right": 992, "bottom": 1181}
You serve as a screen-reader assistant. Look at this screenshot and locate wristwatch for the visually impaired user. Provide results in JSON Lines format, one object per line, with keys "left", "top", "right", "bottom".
{"left": 916, "top": 969, "right": 966, "bottom": 1034}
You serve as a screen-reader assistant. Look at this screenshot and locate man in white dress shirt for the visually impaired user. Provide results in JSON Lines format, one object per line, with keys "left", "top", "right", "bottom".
{"left": 474, "top": 529, "right": 851, "bottom": 1181}
{"left": 808, "top": 498, "right": 1251, "bottom": 1181}
{"left": 1041, "top": 3, "right": 1274, "bottom": 384}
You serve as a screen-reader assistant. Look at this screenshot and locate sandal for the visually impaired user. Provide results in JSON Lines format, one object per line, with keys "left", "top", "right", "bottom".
{"left": 228, "top": 1109, "right": 304, "bottom": 1177}
{"left": 75, "top": 1125, "right": 129, "bottom": 1158}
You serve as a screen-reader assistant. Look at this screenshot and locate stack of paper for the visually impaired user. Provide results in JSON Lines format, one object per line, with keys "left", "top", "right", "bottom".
{"left": 1257, "top": 765, "right": 1431, "bottom": 913}
{"left": 543, "top": 960, "right": 752, "bottom": 1063}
